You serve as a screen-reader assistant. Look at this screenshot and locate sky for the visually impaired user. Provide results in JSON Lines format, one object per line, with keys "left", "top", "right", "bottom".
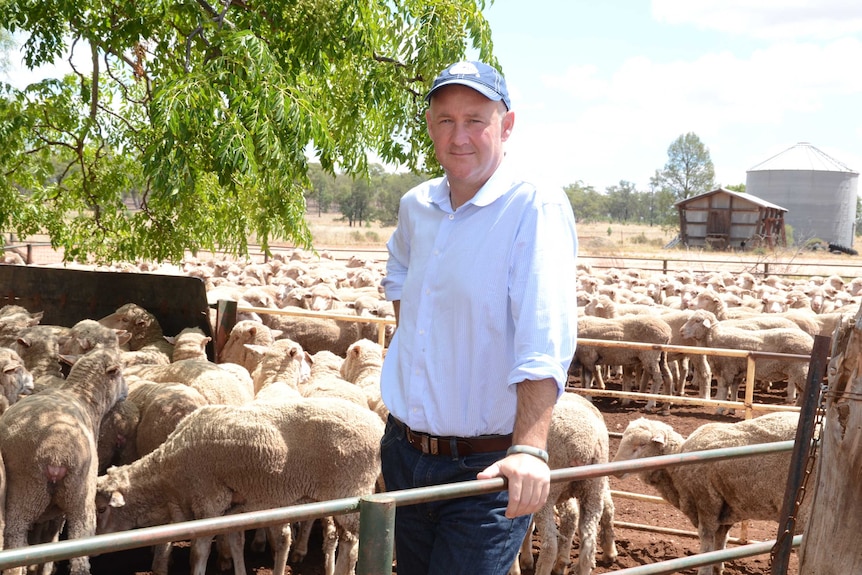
{"left": 476, "top": 0, "right": 862, "bottom": 192}
{"left": 3, "top": 1, "right": 862, "bottom": 194}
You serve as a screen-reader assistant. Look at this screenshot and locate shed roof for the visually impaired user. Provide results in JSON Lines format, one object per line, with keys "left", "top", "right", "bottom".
{"left": 674, "top": 187, "right": 787, "bottom": 211}
{"left": 748, "top": 142, "right": 856, "bottom": 174}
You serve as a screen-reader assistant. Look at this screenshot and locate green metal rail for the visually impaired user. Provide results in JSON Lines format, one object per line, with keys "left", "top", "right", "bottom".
{"left": 0, "top": 440, "right": 795, "bottom": 573}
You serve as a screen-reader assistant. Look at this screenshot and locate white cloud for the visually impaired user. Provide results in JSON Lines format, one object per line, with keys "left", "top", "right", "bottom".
{"left": 652, "top": 0, "right": 862, "bottom": 40}
{"left": 527, "top": 35, "right": 862, "bottom": 189}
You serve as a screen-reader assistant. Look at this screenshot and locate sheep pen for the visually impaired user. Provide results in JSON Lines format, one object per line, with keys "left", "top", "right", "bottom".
{"left": 79, "top": 388, "right": 802, "bottom": 575}
{"left": 7, "top": 230, "right": 844, "bottom": 575}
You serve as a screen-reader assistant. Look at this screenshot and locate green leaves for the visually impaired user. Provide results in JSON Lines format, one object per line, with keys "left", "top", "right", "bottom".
{"left": 1, "top": 0, "right": 496, "bottom": 263}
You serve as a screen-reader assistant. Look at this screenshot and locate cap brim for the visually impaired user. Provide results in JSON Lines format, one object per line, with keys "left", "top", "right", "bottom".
{"left": 425, "top": 79, "right": 505, "bottom": 105}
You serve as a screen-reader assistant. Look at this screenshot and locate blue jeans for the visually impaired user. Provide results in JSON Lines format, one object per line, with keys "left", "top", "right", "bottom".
{"left": 380, "top": 416, "right": 531, "bottom": 575}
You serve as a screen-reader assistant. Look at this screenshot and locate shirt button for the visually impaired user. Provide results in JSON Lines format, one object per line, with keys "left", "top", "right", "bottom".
{"left": 448, "top": 214, "right": 454, "bottom": 220}
{"left": 419, "top": 329, "right": 425, "bottom": 335}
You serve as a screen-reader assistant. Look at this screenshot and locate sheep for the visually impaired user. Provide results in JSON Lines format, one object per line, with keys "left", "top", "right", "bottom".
{"left": 245, "top": 338, "right": 311, "bottom": 396}
{"left": 306, "top": 350, "right": 344, "bottom": 382}
{"left": 98, "top": 303, "right": 174, "bottom": 362}
{"left": 126, "top": 380, "right": 208, "bottom": 457}
{"left": 13, "top": 324, "right": 65, "bottom": 390}
{"left": 571, "top": 315, "right": 673, "bottom": 413}
{"left": 582, "top": 298, "right": 710, "bottom": 400}
{"left": 263, "top": 311, "right": 390, "bottom": 356}
{"left": 0, "top": 306, "right": 44, "bottom": 348}
{"left": 58, "top": 319, "right": 130, "bottom": 355}
{"left": 613, "top": 413, "right": 805, "bottom": 575}
{"left": 512, "top": 393, "right": 617, "bottom": 575}
{"left": 95, "top": 396, "right": 385, "bottom": 575}
{"left": 0, "top": 347, "right": 127, "bottom": 575}
{"left": 680, "top": 309, "right": 814, "bottom": 410}
{"left": 97, "top": 398, "right": 141, "bottom": 473}
{"left": 219, "top": 320, "right": 282, "bottom": 374}
{"left": 123, "top": 358, "right": 254, "bottom": 406}
{"left": 0, "top": 347, "right": 34, "bottom": 413}
{"left": 165, "top": 327, "right": 211, "bottom": 361}
{"left": 338, "top": 338, "right": 387, "bottom": 421}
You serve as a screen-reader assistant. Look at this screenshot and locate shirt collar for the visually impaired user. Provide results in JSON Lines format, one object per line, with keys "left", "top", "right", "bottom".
{"left": 430, "top": 160, "right": 514, "bottom": 211}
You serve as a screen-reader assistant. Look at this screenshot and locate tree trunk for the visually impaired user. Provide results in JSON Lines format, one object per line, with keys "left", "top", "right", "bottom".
{"left": 798, "top": 304, "right": 862, "bottom": 573}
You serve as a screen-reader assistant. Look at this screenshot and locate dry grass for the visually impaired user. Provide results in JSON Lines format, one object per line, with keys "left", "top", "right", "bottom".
{"left": 307, "top": 212, "right": 862, "bottom": 278}
{"left": 306, "top": 213, "right": 395, "bottom": 248}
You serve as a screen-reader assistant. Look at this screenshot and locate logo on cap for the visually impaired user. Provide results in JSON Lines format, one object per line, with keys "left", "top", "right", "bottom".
{"left": 448, "top": 62, "right": 481, "bottom": 77}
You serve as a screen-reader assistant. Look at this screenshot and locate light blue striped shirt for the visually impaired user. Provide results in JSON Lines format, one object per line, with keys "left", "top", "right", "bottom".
{"left": 380, "top": 164, "right": 579, "bottom": 437}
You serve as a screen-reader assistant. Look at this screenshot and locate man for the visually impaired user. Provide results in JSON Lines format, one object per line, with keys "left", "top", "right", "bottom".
{"left": 380, "top": 60, "right": 579, "bottom": 575}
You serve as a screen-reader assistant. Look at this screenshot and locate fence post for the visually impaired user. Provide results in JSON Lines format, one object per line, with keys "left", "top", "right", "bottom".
{"left": 357, "top": 494, "right": 395, "bottom": 575}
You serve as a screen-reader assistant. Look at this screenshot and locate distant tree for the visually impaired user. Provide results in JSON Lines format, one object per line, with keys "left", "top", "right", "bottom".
{"left": 726, "top": 183, "right": 746, "bottom": 193}
{"left": 307, "top": 163, "right": 337, "bottom": 217}
{"left": 657, "top": 132, "right": 716, "bottom": 201}
{"left": 564, "top": 181, "right": 605, "bottom": 222}
{"left": 649, "top": 169, "right": 681, "bottom": 226}
{"left": 605, "top": 180, "right": 638, "bottom": 222}
{"left": 377, "top": 171, "right": 424, "bottom": 226}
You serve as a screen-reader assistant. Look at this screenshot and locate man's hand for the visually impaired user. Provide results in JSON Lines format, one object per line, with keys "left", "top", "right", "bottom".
{"left": 477, "top": 452, "right": 550, "bottom": 518}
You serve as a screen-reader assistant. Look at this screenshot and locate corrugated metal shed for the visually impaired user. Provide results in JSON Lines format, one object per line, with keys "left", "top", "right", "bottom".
{"left": 746, "top": 142, "right": 858, "bottom": 247}
{"left": 675, "top": 188, "right": 787, "bottom": 250}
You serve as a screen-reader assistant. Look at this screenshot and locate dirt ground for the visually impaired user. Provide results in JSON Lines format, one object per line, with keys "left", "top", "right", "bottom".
{"left": 73, "top": 379, "right": 804, "bottom": 575}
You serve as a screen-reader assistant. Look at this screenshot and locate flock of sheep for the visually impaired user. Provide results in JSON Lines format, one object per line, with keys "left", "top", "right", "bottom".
{"left": 572, "top": 263, "right": 859, "bottom": 414}
{"left": 0, "top": 248, "right": 844, "bottom": 575}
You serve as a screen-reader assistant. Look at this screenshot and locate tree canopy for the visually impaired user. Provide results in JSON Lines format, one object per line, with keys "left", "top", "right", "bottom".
{"left": 656, "top": 132, "right": 716, "bottom": 202}
{"left": 0, "top": 0, "right": 496, "bottom": 263}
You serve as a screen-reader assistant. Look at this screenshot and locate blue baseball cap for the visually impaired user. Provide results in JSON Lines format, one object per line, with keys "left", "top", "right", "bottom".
{"left": 425, "top": 61, "right": 511, "bottom": 110}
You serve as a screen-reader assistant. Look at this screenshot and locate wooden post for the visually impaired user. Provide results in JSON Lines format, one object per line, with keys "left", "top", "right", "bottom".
{"left": 798, "top": 305, "right": 862, "bottom": 574}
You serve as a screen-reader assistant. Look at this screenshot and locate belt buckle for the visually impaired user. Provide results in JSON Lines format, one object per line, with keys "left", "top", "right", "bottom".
{"left": 429, "top": 436, "right": 439, "bottom": 456}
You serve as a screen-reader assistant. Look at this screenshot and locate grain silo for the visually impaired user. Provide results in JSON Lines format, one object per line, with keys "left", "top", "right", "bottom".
{"left": 746, "top": 142, "right": 859, "bottom": 248}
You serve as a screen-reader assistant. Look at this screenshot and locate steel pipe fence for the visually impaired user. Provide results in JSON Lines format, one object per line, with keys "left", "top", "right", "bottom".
{"left": 0, "top": 441, "right": 796, "bottom": 573}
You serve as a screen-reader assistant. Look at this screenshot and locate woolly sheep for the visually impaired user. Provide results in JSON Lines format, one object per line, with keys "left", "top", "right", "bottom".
{"left": 95, "top": 396, "right": 385, "bottom": 575}
{"left": 58, "top": 319, "right": 130, "bottom": 355}
{"left": 338, "top": 338, "right": 387, "bottom": 421}
{"left": 124, "top": 358, "right": 254, "bottom": 406}
{"left": 13, "top": 324, "right": 64, "bottom": 390}
{"left": 98, "top": 303, "right": 174, "bottom": 361}
{"left": 263, "top": 311, "right": 389, "bottom": 356}
{"left": 680, "top": 309, "right": 814, "bottom": 410}
{"left": 0, "top": 347, "right": 34, "bottom": 413}
{"left": 245, "top": 338, "right": 311, "bottom": 396}
{"left": 126, "top": 380, "right": 208, "bottom": 457}
{"left": 0, "top": 347, "right": 127, "bottom": 575}
{"left": 572, "top": 315, "right": 673, "bottom": 413}
{"left": 165, "top": 327, "right": 211, "bottom": 362}
{"left": 307, "top": 350, "right": 344, "bottom": 382}
{"left": 219, "top": 320, "right": 282, "bottom": 374}
{"left": 613, "top": 413, "right": 805, "bottom": 575}
{"left": 512, "top": 393, "right": 617, "bottom": 575}
{"left": 97, "top": 398, "right": 141, "bottom": 473}
{"left": 0, "top": 306, "right": 44, "bottom": 348}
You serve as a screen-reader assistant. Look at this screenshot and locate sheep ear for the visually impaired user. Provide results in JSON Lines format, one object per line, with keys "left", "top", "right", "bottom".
{"left": 244, "top": 344, "right": 268, "bottom": 356}
{"left": 109, "top": 491, "right": 126, "bottom": 508}
{"left": 701, "top": 317, "right": 712, "bottom": 329}
{"left": 116, "top": 330, "right": 132, "bottom": 347}
{"left": 650, "top": 433, "right": 666, "bottom": 446}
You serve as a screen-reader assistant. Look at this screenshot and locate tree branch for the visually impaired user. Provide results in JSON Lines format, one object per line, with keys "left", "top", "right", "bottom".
{"left": 90, "top": 41, "right": 99, "bottom": 121}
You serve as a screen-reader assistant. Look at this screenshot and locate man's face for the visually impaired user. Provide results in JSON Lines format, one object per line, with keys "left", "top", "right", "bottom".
{"left": 425, "top": 84, "right": 514, "bottom": 195}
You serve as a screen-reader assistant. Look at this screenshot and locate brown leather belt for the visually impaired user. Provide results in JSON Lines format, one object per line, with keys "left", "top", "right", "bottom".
{"left": 390, "top": 416, "right": 512, "bottom": 457}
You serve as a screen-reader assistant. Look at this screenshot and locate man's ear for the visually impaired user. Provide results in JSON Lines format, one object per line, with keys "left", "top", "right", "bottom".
{"left": 501, "top": 110, "right": 515, "bottom": 142}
